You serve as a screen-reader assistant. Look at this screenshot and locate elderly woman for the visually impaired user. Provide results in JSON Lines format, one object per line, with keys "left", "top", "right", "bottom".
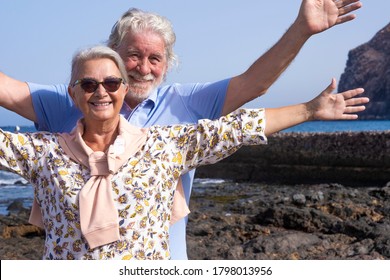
{"left": 0, "top": 46, "right": 368, "bottom": 260}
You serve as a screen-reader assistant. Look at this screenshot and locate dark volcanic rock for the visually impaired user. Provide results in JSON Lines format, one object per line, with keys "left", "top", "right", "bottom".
{"left": 187, "top": 182, "right": 390, "bottom": 260}
{"left": 1, "top": 131, "right": 389, "bottom": 260}
{"left": 0, "top": 209, "right": 45, "bottom": 259}
{"left": 339, "top": 22, "right": 390, "bottom": 119}
{"left": 0, "top": 182, "right": 389, "bottom": 260}
{"left": 196, "top": 131, "right": 390, "bottom": 186}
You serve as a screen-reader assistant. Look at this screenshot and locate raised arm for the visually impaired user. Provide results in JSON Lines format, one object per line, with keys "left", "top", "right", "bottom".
{"left": 0, "top": 72, "right": 37, "bottom": 122}
{"left": 222, "top": 0, "right": 363, "bottom": 115}
{"left": 264, "top": 78, "right": 368, "bottom": 135}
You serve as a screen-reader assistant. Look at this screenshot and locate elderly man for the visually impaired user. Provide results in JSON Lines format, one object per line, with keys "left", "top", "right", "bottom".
{"left": 0, "top": 0, "right": 362, "bottom": 259}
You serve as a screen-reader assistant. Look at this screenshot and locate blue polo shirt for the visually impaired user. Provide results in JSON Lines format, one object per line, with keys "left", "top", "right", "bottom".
{"left": 28, "top": 79, "right": 230, "bottom": 260}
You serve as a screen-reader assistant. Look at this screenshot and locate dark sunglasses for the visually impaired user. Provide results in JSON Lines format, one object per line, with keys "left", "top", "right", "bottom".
{"left": 72, "top": 77, "right": 124, "bottom": 93}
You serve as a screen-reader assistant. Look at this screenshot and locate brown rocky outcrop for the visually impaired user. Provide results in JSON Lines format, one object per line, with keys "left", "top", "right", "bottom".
{"left": 338, "top": 22, "right": 390, "bottom": 119}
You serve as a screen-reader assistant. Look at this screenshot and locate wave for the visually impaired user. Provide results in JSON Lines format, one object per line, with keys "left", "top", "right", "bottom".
{"left": 0, "top": 170, "right": 28, "bottom": 186}
{"left": 0, "top": 125, "right": 36, "bottom": 133}
{"left": 194, "top": 178, "right": 229, "bottom": 185}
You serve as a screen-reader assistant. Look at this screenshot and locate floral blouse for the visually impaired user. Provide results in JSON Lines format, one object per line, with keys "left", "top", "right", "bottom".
{"left": 0, "top": 108, "right": 267, "bottom": 259}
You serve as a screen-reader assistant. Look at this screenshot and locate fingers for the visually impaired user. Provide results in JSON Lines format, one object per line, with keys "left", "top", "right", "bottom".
{"left": 344, "top": 105, "right": 367, "bottom": 114}
{"left": 343, "top": 94, "right": 368, "bottom": 119}
{"left": 341, "top": 87, "right": 365, "bottom": 99}
{"left": 335, "top": 0, "right": 362, "bottom": 24}
{"left": 341, "top": 114, "right": 359, "bottom": 120}
{"left": 342, "top": 88, "right": 368, "bottom": 116}
{"left": 345, "top": 96, "right": 369, "bottom": 106}
{"left": 323, "top": 78, "right": 337, "bottom": 94}
{"left": 335, "top": 0, "right": 362, "bottom": 12}
{"left": 341, "top": 105, "right": 366, "bottom": 120}
{"left": 338, "top": 83, "right": 368, "bottom": 119}
{"left": 335, "top": 14, "right": 356, "bottom": 25}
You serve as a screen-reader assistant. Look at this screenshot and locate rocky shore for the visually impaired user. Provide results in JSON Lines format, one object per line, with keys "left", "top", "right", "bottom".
{"left": 1, "top": 180, "right": 389, "bottom": 260}
{"left": 186, "top": 180, "right": 390, "bottom": 260}
{"left": 1, "top": 131, "right": 389, "bottom": 260}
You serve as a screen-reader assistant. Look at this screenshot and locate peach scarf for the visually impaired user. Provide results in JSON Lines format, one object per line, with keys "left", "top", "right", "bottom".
{"left": 29, "top": 116, "right": 190, "bottom": 249}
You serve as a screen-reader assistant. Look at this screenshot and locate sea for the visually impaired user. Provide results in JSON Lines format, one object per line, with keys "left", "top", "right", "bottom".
{"left": 0, "top": 120, "right": 389, "bottom": 215}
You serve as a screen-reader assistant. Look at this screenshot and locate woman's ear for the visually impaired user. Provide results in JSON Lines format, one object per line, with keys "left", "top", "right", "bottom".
{"left": 68, "top": 85, "right": 78, "bottom": 108}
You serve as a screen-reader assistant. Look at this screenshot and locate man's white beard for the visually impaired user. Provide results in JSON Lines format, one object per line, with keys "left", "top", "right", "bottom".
{"left": 126, "top": 70, "right": 164, "bottom": 106}
{"left": 127, "top": 83, "right": 158, "bottom": 104}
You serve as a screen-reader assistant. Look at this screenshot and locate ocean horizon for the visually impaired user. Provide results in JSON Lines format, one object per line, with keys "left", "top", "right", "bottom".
{"left": 282, "top": 120, "right": 390, "bottom": 133}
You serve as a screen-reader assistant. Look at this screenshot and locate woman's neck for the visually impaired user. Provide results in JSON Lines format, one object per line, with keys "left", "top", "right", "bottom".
{"left": 82, "top": 118, "right": 120, "bottom": 152}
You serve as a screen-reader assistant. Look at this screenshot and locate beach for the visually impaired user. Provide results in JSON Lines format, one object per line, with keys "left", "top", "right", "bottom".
{"left": 1, "top": 131, "right": 389, "bottom": 259}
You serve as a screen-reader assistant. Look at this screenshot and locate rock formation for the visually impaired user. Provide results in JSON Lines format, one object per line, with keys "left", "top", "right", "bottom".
{"left": 338, "top": 22, "right": 390, "bottom": 119}
{"left": 196, "top": 131, "right": 390, "bottom": 186}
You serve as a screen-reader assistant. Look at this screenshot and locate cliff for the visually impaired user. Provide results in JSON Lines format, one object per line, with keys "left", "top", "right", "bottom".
{"left": 338, "top": 23, "right": 390, "bottom": 119}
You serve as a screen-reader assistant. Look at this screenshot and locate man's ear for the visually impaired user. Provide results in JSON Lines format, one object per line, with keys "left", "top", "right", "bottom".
{"left": 163, "top": 65, "right": 169, "bottom": 82}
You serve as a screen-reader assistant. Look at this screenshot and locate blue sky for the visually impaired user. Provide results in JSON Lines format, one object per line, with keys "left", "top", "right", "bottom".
{"left": 0, "top": 0, "right": 389, "bottom": 126}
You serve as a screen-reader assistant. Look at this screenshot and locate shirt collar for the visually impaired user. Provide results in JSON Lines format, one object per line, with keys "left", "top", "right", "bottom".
{"left": 120, "top": 88, "right": 158, "bottom": 116}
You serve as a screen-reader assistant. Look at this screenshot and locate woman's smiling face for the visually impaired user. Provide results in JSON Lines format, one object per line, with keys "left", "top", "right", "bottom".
{"left": 69, "top": 58, "right": 128, "bottom": 124}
